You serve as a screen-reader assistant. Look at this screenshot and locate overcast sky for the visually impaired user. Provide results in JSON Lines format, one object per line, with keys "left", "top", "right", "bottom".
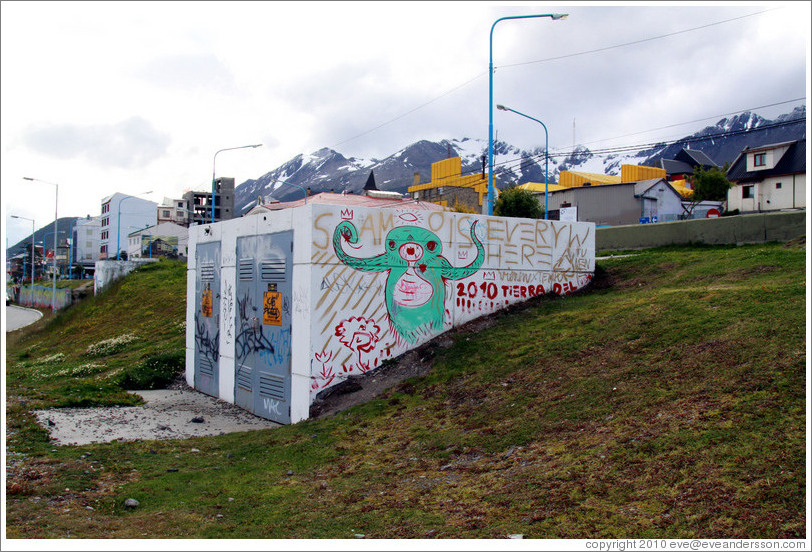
{"left": 2, "top": 1, "right": 809, "bottom": 249}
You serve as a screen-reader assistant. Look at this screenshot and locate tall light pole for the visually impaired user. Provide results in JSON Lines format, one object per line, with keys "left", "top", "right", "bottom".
{"left": 23, "top": 177, "right": 59, "bottom": 311}
{"left": 274, "top": 179, "right": 308, "bottom": 204}
{"left": 116, "top": 192, "right": 152, "bottom": 260}
{"left": 10, "top": 215, "right": 35, "bottom": 286}
{"left": 212, "top": 144, "right": 262, "bottom": 223}
{"left": 498, "top": 104, "right": 550, "bottom": 219}
{"left": 488, "top": 13, "right": 567, "bottom": 215}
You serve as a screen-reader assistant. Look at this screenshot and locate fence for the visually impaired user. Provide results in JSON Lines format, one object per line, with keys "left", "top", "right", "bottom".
{"left": 596, "top": 210, "right": 806, "bottom": 253}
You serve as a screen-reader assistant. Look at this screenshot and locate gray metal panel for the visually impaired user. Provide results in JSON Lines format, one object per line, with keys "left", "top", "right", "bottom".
{"left": 235, "top": 231, "right": 293, "bottom": 424}
{"left": 193, "top": 241, "right": 221, "bottom": 398}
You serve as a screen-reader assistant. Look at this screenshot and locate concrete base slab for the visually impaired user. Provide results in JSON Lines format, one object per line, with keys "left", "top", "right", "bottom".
{"left": 33, "top": 388, "right": 280, "bottom": 446}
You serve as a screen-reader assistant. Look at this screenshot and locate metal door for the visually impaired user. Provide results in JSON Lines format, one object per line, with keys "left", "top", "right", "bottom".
{"left": 194, "top": 241, "right": 221, "bottom": 397}
{"left": 235, "top": 232, "right": 293, "bottom": 424}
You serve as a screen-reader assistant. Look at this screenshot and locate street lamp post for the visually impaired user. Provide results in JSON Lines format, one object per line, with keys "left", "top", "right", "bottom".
{"left": 10, "top": 215, "right": 35, "bottom": 285}
{"left": 488, "top": 13, "right": 567, "bottom": 215}
{"left": 116, "top": 193, "right": 152, "bottom": 260}
{"left": 497, "top": 104, "right": 551, "bottom": 219}
{"left": 68, "top": 218, "right": 78, "bottom": 279}
{"left": 212, "top": 144, "right": 262, "bottom": 223}
{"left": 23, "top": 177, "right": 59, "bottom": 311}
{"left": 274, "top": 179, "right": 308, "bottom": 204}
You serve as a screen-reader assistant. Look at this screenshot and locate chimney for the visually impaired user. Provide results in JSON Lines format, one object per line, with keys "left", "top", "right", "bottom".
{"left": 413, "top": 172, "right": 420, "bottom": 186}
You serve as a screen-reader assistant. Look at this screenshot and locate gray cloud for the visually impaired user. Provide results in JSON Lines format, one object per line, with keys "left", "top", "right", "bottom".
{"left": 22, "top": 117, "right": 170, "bottom": 168}
{"left": 136, "top": 53, "right": 237, "bottom": 93}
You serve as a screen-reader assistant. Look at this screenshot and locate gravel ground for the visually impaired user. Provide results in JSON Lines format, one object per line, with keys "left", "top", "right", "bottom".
{"left": 33, "top": 385, "right": 280, "bottom": 446}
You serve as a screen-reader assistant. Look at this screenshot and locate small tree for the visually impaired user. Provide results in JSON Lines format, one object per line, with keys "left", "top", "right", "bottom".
{"left": 683, "top": 164, "right": 732, "bottom": 217}
{"left": 494, "top": 186, "right": 543, "bottom": 219}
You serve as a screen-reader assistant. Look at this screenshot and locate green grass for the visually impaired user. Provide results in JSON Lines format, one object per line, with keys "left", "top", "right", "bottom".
{"left": 4, "top": 243, "right": 806, "bottom": 538}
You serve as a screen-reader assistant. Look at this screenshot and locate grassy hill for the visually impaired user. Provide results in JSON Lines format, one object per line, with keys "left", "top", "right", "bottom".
{"left": 4, "top": 243, "right": 806, "bottom": 539}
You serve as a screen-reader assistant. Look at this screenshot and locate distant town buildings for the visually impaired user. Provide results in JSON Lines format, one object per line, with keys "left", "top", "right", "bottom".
{"left": 71, "top": 215, "right": 101, "bottom": 275}
{"left": 5, "top": 135, "right": 806, "bottom": 281}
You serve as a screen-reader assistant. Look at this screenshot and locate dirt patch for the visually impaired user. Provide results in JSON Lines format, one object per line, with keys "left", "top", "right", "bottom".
{"left": 33, "top": 385, "right": 279, "bottom": 446}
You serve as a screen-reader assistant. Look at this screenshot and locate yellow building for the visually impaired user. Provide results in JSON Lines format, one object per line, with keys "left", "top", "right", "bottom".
{"left": 620, "top": 164, "right": 666, "bottom": 183}
{"left": 516, "top": 182, "right": 568, "bottom": 193}
{"left": 557, "top": 165, "right": 668, "bottom": 189}
{"left": 668, "top": 179, "right": 694, "bottom": 198}
{"left": 408, "top": 157, "right": 489, "bottom": 211}
{"left": 558, "top": 170, "right": 621, "bottom": 188}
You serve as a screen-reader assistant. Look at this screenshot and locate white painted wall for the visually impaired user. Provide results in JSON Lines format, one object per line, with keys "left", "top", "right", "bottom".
{"left": 186, "top": 204, "right": 595, "bottom": 423}
{"left": 94, "top": 258, "right": 159, "bottom": 295}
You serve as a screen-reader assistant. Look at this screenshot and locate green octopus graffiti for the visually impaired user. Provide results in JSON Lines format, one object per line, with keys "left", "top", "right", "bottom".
{"left": 333, "top": 220, "right": 485, "bottom": 344}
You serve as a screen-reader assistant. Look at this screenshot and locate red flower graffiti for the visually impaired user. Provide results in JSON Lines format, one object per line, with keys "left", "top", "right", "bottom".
{"left": 314, "top": 351, "right": 335, "bottom": 388}
{"left": 335, "top": 316, "right": 381, "bottom": 372}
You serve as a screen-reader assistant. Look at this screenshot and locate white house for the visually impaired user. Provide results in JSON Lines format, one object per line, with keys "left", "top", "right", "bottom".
{"left": 726, "top": 139, "right": 806, "bottom": 213}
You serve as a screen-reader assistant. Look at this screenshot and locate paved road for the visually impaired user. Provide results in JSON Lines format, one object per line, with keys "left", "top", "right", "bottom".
{"left": 5, "top": 305, "right": 43, "bottom": 332}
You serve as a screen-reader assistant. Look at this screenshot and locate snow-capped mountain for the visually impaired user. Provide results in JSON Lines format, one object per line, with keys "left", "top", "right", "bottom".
{"left": 235, "top": 105, "right": 805, "bottom": 214}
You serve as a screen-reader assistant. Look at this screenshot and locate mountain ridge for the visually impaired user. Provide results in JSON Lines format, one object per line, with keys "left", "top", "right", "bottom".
{"left": 235, "top": 105, "right": 805, "bottom": 214}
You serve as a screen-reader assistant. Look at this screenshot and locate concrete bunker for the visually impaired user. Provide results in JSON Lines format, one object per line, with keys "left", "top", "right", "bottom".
{"left": 185, "top": 203, "right": 595, "bottom": 424}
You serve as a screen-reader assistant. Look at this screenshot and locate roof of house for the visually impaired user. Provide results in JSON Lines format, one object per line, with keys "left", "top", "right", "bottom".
{"left": 550, "top": 178, "right": 683, "bottom": 199}
{"left": 677, "top": 148, "right": 718, "bottom": 168}
{"left": 660, "top": 158, "right": 695, "bottom": 175}
{"left": 633, "top": 178, "right": 682, "bottom": 198}
{"left": 516, "top": 182, "right": 569, "bottom": 193}
{"left": 660, "top": 148, "right": 718, "bottom": 175}
{"left": 726, "top": 139, "right": 806, "bottom": 182}
{"left": 363, "top": 171, "right": 378, "bottom": 191}
{"left": 246, "top": 192, "right": 448, "bottom": 215}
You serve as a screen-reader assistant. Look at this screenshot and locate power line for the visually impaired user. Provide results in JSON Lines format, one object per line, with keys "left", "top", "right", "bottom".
{"left": 330, "top": 8, "right": 780, "bottom": 150}
{"left": 576, "top": 98, "right": 806, "bottom": 148}
{"left": 499, "top": 8, "right": 778, "bottom": 70}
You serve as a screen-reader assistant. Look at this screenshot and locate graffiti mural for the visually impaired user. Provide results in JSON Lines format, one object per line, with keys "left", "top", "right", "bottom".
{"left": 332, "top": 220, "right": 485, "bottom": 345}
{"left": 17, "top": 285, "right": 72, "bottom": 310}
{"left": 308, "top": 207, "right": 594, "bottom": 396}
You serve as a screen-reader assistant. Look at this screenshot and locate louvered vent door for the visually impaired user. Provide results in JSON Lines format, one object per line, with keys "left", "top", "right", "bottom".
{"left": 234, "top": 231, "right": 293, "bottom": 424}
{"left": 193, "top": 241, "right": 221, "bottom": 398}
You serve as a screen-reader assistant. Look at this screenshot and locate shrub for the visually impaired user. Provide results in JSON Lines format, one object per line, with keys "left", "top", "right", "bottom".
{"left": 116, "top": 351, "right": 185, "bottom": 390}
{"left": 494, "top": 186, "right": 543, "bottom": 219}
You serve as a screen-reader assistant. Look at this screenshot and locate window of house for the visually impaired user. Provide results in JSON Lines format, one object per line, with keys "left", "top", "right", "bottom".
{"left": 754, "top": 152, "right": 766, "bottom": 167}
{"left": 162, "top": 210, "right": 171, "bottom": 218}
{"left": 414, "top": 192, "right": 419, "bottom": 199}
{"left": 775, "top": 182, "right": 782, "bottom": 189}
{"left": 742, "top": 185, "right": 754, "bottom": 199}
